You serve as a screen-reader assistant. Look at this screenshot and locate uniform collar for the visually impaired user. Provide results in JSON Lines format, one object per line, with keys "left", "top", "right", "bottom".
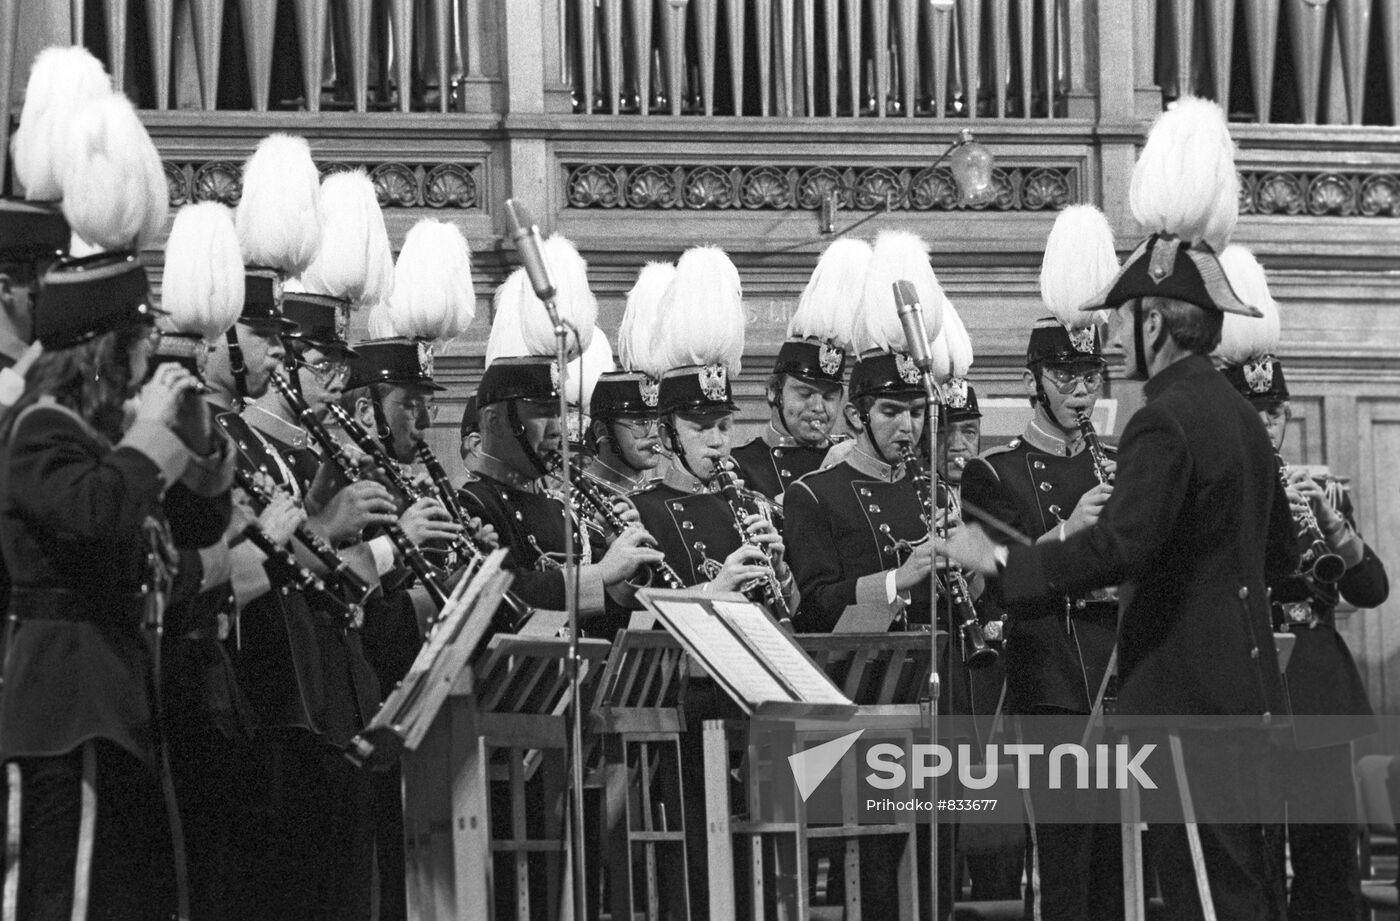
{"left": 242, "top": 404, "right": 312, "bottom": 450}
{"left": 474, "top": 451, "right": 538, "bottom": 490}
{"left": 662, "top": 460, "right": 720, "bottom": 494}
{"left": 590, "top": 456, "right": 651, "bottom": 492}
{"left": 843, "top": 444, "right": 904, "bottom": 483}
{"left": 1021, "top": 417, "right": 1084, "bottom": 458}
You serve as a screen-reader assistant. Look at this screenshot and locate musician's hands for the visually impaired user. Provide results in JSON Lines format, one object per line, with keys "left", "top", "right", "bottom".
{"left": 596, "top": 526, "right": 667, "bottom": 586}
{"left": 893, "top": 541, "right": 936, "bottom": 593}
{"left": 170, "top": 380, "right": 213, "bottom": 453}
{"left": 257, "top": 492, "right": 306, "bottom": 547}
{"left": 1064, "top": 483, "right": 1112, "bottom": 538}
{"left": 1286, "top": 468, "right": 1342, "bottom": 531}
{"left": 312, "top": 480, "right": 399, "bottom": 544}
{"left": 137, "top": 362, "right": 202, "bottom": 431}
{"left": 398, "top": 497, "right": 463, "bottom": 547}
{"left": 710, "top": 544, "right": 776, "bottom": 595}
{"left": 469, "top": 516, "right": 498, "bottom": 549}
{"left": 942, "top": 523, "right": 1001, "bottom": 577}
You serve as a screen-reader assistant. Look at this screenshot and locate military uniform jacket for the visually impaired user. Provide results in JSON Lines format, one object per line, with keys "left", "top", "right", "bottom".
{"left": 999, "top": 355, "right": 1299, "bottom": 719}
{"left": 1270, "top": 484, "right": 1388, "bottom": 746}
{"left": 630, "top": 471, "right": 745, "bottom": 589}
{"left": 0, "top": 402, "right": 206, "bottom": 765}
{"left": 457, "top": 473, "right": 617, "bottom": 633}
{"left": 783, "top": 449, "right": 933, "bottom": 632}
{"left": 730, "top": 427, "right": 829, "bottom": 514}
{"left": 961, "top": 421, "right": 1117, "bottom": 714}
{"left": 219, "top": 412, "right": 381, "bottom": 743}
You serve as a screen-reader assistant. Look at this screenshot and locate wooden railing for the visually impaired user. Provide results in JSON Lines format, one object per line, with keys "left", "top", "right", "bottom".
{"left": 1154, "top": 0, "right": 1400, "bottom": 126}
{"left": 564, "top": 0, "right": 1074, "bottom": 118}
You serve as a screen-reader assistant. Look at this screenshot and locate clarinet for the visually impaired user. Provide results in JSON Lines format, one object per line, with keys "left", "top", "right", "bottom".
{"left": 268, "top": 372, "right": 449, "bottom": 611}
{"left": 899, "top": 445, "right": 998, "bottom": 667}
{"left": 712, "top": 457, "right": 795, "bottom": 623}
{"left": 1278, "top": 455, "right": 1346, "bottom": 584}
{"left": 238, "top": 518, "right": 328, "bottom": 597}
{"left": 413, "top": 439, "right": 535, "bottom": 629}
{"left": 233, "top": 467, "right": 373, "bottom": 621}
{"left": 1073, "top": 410, "right": 1114, "bottom": 486}
{"left": 547, "top": 453, "right": 687, "bottom": 590}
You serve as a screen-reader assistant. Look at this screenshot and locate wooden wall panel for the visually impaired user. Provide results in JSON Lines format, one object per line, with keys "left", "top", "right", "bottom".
{"left": 1353, "top": 398, "right": 1400, "bottom": 755}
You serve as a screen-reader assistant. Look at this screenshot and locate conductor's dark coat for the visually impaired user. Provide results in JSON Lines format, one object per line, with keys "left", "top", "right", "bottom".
{"left": 998, "top": 355, "right": 1299, "bottom": 718}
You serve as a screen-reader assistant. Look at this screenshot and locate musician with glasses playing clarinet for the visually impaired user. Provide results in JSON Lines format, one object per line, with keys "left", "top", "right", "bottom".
{"left": 957, "top": 206, "right": 1123, "bottom": 921}
{"left": 1214, "top": 245, "right": 1389, "bottom": 921}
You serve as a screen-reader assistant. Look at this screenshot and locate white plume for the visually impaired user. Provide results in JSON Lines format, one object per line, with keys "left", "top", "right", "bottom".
{"left": 235, "top": 134, "right": 322, "bottom": 276}
{"left": 653, "top": 246, "right": 745, "bottom": 375}
{"left": 519, "top": 235, "right": 596, "bottom": 359}
{"left": 160, "top": 202, "right": 244, "bottom": 340}
{"left": 484, "top": 270, "right": 530, "bottom": 365}
{"left": 929, "top": 297, "right": 972, "bottom": 382}
{"left": 1039, "top": 204, "right": 1117, "bottom": 327}
{"left": 853, "top": 230, "right": 945, "bottom": 354}
{"left": 300, "top": 170, "right": 393, "bottom": 309}
{"left": 365, "top": 302, "right": 396, "bottom": 339}
{"left": 386, "top": 219, "right": 475, "bottom": 341}
{"left": 790, "top": 237, "right": 869, "bottom": 347}
{"left": 60, "top": 93, "right": 168, "bottom": 251}
{"left": 11, "top": 46, "right": 112, "bottom": 201}
{"left": 1129, "top": 96, "right": 1240, "bottom": 252}
{"left": 1214, "top": 245, "right": 1281, "bottom": 364}
{"left": 618, "top": 261, "right": 674, "bottom": 374}
{"left": 566, "top": 330, "right": 616, "bottom": 407}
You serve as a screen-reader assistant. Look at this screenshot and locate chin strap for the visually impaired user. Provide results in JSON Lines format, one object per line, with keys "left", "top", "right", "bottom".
{"left": 225, "top": 327, "right": 247, "bottom": 409}
{"left": 662, "top": 417, "right": 712, "bottom": 487}
{"left": 506, "top": 401, "right": 551, "bottom": 478}
{"left": 368, "top": 388, "right": 399, "bottom": 461}
{"left": 855, "top": 407, "right": 900, "bottom": 468}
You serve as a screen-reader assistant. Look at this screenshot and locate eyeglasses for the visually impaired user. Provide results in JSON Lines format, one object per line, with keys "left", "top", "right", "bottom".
{"left": 297, "top": 355, "right": 350, "bottom": 386}
{"left": 1041, "top": 366, "right": 1105, "bottom": 394}
{"left": 386, "top": 395, "right": 439, "bottom": 421}
{"left": 614, "top": 418, "right": 660, "bottom": 435}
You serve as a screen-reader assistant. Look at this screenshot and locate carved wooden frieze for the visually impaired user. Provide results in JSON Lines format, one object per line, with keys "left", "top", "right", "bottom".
{"left": 163, "top": 160, "right": 481, "bottom": 210}
{"left": 563, "top": 163, "right": 1076, "bottom": 211}
{"left": 1239, "top": 169, "right": 1400, "bottom": 218}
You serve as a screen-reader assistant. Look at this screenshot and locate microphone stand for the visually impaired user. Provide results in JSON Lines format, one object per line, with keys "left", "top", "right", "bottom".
{"left": 547, "top": 300, "right": 589, "bottom": 921}
{"left": 917, "top": 367, "right": 947, "bottom": 920}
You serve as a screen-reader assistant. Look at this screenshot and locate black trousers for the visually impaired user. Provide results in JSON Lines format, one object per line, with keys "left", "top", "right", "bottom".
{"left": 1139, "top": 731, "right": 1282, "bottom": 921}
{"left": 10, "top": 740, "right": 175, "bottom": 921}
{"left": 243, "top": 726, "right": 375, "bottom": 921}
{"left": 1268, "top": 742, "right": 1362, "bottom": 921}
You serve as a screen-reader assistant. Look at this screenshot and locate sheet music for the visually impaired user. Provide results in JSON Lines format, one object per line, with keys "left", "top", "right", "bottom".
{"left": 648, "top": 599, "right": 793, "bottom": 703}
{"left": 713, "top": 601, "right": 851, "bottom": 705}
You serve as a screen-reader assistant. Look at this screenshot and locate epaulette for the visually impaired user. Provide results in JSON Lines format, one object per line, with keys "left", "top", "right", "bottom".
{"left": 978, "top": 437, "right": 1022, "bottom": 459}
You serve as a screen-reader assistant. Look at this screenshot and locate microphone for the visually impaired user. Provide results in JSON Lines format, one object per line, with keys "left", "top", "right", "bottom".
{"left": 893, "top": 280, "right": 934, "bottom": 373}
{"left": 504, "top": 199, "right": 560, "bottom": 326}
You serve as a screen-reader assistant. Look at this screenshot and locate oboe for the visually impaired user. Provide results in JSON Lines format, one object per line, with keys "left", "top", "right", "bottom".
{"left": 268, "top": 372, "right": 449, "bottom": 610}
{"left": 1073, "top": 410, "right": 1114, "bottom": 486}
{"left": 899, "top": 445, "right": 998, "bottom": 668}
{"left": 712, "top": 457, "right": 794, "bottom": 623}
{"left": 414, "top": 439, "right": 535, "bottom": 630}
{"left": 546, "top": 453, "right": 687, "bottom": 590}
{"left": 233, "top": 467, "right": 373, "bottom": 621}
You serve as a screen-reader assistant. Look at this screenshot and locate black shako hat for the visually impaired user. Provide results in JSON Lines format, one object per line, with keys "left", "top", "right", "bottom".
{"left": 1026, "top": 317, "right": 1105, "bottom": 368}
{"left": 848, "top": 349, "right": 925, "bottom": 402}
{"left": 658, "top": 363, "right": 737, "bottom": 415}
{"left": 773, "top": 337, "right": 847, "bottom": 387}
{"left": 347, "top": 337, "right": 445, "bottom": 391}
{"left": 35, "top": 251, "right": 158, "bottom": 349}
{"left": 476, "top": 355, "right": 559, "bottom": 407}
{"left": 0, "top": 200, "right": 68, "bottom": 272}
{"left": 938, "top": 379, "right": 981, "bottom": 427}
{"left": 282, "top": 291, "right": 358, "bottom": 357}
{"left": 591, "top": 370, "right": 660, "bottom": 419}
{"left": 1222, "top": 355, "right": 1289, "bottom": 407}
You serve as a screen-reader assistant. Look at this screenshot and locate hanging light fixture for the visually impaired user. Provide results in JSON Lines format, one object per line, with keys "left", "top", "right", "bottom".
{"left": 819, "top": 128, "right": 997, "bottom": 235}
